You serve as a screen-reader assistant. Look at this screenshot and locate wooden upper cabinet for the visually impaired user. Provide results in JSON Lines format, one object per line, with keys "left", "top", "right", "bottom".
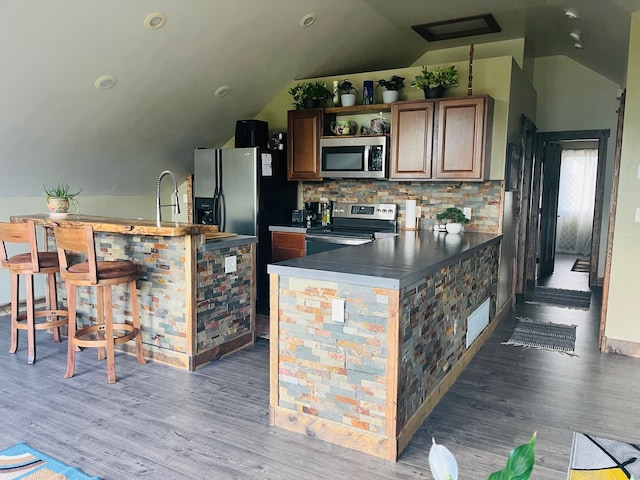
{"left": 434, "top": 96, "right": 493, "bottom": 181}
{"left": 287, "top": 109, "right": 323, "bottom": 181}
{"left": 389, "top": 101, "right": 435, "bottom": 179}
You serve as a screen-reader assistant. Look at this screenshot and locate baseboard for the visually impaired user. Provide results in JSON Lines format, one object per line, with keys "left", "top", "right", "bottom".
{"left": 271, "top": 405, "right": 396, "bottom": 461}
{"left": 603, "top": 337, "right": 640, "bottom": 357}
{"left": 0, "top": 297, "right": 47, "bottom": 316}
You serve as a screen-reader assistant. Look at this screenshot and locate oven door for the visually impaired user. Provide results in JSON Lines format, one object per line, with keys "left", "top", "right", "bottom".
{"left": 305, "top": 233, "right": 373, "bottom": 255}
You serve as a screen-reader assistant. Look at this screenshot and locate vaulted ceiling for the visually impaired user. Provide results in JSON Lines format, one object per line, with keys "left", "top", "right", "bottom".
{"left": 1, "top": 0, "right": 637, "bottom": 196}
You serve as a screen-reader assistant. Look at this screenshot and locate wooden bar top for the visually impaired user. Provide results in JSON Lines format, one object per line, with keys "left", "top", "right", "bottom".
{"left": 11, "top": 213, "right": 221, "bottom": 237}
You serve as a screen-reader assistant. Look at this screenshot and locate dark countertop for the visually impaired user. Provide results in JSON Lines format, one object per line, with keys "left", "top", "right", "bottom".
{"left": 268, "top": 224, "right": 309, "bottom": 233}
{"left": 267, "top": 231, "right": 502, "bottom": 289}
{"left": 202, "top": 234, "right": 257, "bottom": 251}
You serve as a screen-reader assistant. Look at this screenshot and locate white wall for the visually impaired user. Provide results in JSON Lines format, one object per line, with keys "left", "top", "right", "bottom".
{"left": 606, "top": 13, "right": 640, "bottom": 343}
{"left": 533, "top": 55, "right": 621, "bottom": 278}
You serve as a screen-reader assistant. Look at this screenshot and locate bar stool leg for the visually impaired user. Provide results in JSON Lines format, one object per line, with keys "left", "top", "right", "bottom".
{"left": 8, "top": 274, "right": 19, "bottom": 354}
{"left": 96, "top": 287, "right": 106, "bottom": 361}
{"left": 65, "top": 284, "right": 78, "bottom": 379}
{"left": 26, "top": 274, "right": 35, "bottom": 365}
{"left": 130, "top": 280, "right": 146, "bottom": 365}
{"left": 104, "top": 286, "right": 116, "bottom": 384}
{"left": 47, "top": 272, "right": 61, "bottom": 343}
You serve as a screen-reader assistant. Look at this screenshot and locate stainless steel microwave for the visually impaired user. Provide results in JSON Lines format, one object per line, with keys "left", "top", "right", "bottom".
{"left": 319, "top": 136, "right": 387, "bottom": 179}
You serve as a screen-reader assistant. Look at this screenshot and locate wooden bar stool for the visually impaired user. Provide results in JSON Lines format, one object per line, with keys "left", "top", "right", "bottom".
{"left": 54, "top": 225, "right": 146, "bottom": 383}
{"left": 0, "top": 220, "right": 68, "bottom": 364}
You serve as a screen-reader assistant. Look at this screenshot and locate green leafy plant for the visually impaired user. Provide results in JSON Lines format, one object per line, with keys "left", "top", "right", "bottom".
{"left": 43, "top": 183, "right": 82, "bottom": 212}
{"left": 488, "top": 433, "right": 536, "bottom": 480}
{"left": 429, "top": 433, "right": 536, "bottom": 480}
{"left": 436, "top": 207, "right": 470, "bottom": 224}
{"left": 288, "top": 82, "right": 332, "bottom": 109}
{"left": 377, "top": 75, "right": 405, "bottom": 91}
{"left": 411, "top": 65, "right": 460, "bottom": 90}
{"left": 337, "top": 79, "right": 358, "bottom": 95}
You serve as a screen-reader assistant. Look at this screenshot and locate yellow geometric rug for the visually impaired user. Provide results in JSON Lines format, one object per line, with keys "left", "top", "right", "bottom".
{"left": 568, "top": 432, "right": 640, "bottom": 479}
{"left": 0, "top": 442, "right": 100, "bottom": 479}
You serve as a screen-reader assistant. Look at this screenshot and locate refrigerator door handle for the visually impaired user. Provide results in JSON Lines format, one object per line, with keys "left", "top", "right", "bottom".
{"left": 212, "top": 149, "right": 221, "bottom": 226}
{"left": 219, "top": 191, "right": 226, "bottom": 232}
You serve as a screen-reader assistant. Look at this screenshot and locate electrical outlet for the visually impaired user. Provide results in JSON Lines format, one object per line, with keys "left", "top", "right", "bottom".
{"left": 331, "top": 298, "right": 345, "bottom": 322}
{"left": 183, "top": 193, "right": 188, "bottom": 203}
{"left": 224, "top": 256, "right": 237, "bottom": 273}
{"left": 463, "top": 207, "right": 472, "bottom": 220}
{"left": 636, "top": 208, "right": 640, "bottom": 223}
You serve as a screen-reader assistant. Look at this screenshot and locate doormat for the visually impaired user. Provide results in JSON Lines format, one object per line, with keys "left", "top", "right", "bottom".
{"left": 502, "top": 316, "right": 577, "bottom": 354}
{"left": 568, "top": 432, "right": 640, "bottom": 479}
{"left": 571, "top": 259, "right": 590, "bottom": 273}
{"left": 526, "top": 287, "right": 591, "bottom": 310}
{"left": 0, "top": 442, "right": 100, "bottom": 479}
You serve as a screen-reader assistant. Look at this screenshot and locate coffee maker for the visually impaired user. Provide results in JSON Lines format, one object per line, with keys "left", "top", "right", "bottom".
{"left": 304, "top": 202, "right": 321, "bottom": 226}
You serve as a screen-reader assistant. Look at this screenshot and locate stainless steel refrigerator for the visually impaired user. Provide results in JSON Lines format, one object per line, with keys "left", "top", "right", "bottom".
{"left": 193, "top": 147, "right": 297, "bottom": 315}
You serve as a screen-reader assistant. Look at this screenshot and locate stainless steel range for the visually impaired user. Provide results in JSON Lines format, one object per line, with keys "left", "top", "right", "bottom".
{"left": 305, "top": 202, "right": 397, "bottom": 255}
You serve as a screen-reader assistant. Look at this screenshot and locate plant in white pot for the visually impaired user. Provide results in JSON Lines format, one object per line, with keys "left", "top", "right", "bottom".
{"left": 436, "top": 207, "right": 469, "bottom": 234}
{"left": 337, "top": 79, "right": 358, "bottom": 107}
{"left": 377, "top": 75, "right": 405, "bottom": 103}
{"left": 43, "top": 183, "right": 81, "bottom": 217}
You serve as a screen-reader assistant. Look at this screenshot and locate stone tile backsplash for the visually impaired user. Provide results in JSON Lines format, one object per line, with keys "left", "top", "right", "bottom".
{"left": 303, "top": 179, "right": 503, "bottom": 234}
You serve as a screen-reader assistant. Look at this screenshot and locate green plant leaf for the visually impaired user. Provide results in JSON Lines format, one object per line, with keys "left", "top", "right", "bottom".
{"left": 487, "top": 433, "right": 536, "bottom": 480}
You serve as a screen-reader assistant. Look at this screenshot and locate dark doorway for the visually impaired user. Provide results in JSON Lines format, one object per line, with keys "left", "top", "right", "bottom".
{"left": 528, "top": 129, "right": 609, "bottom": 291}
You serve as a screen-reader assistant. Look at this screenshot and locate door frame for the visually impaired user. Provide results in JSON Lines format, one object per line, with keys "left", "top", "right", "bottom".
{"left": 526, "top": 129, "right": 609, "bottom": 290}
{"left": 538, "top": 141, "right": 563, "bottom": 278}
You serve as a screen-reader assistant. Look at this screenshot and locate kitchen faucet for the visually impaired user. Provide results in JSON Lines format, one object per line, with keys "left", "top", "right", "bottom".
{"left": 156, "top": 170, "right": 180, "bottom": 225}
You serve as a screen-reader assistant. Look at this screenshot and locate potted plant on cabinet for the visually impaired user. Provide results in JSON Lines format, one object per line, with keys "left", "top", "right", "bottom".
{"left": 337, "top": 79, "right": 359, "bottom": 107}
{"left": 436, "top": 207, "right": 469, "bottom": 234}
{"left": 43, "top": 183, "right": 81, "bottom": 217}
{"left": 411, "top": 65, "right": 460, "bottom": 99}
{"left": 377, "top": 75, "right": 405, "bottom": 103}
{"left": 288, "top": 82, "right": 333, "bottom": 109}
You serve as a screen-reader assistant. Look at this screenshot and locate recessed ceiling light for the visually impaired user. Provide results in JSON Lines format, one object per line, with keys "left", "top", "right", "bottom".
{"left": 144, "top": 12, "right": 167, "bottom": 30}
{"left": 574, "top": 42, "right": 584, "bottom": 49}
{"left": 300, "top": 13, "right": 316, "bottom": 28}
{"left": 564, "top": 9, "right": 579, "bottom": 20}
{"left": 94, "top": 75, "right": 118, "bottom": 90}
{"left": 215, "top": 85, "right": 231, "bottom": 97}
{"left": 569, "top": 31, "right": 581, "bottom": 42}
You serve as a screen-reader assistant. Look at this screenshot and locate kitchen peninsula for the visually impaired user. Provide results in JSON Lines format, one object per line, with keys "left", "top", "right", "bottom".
{"left": 11, "top": 214, "right": 257, "bottom": 370}
{"left": 267, "top": 231, "right": 503, "bottom": 460}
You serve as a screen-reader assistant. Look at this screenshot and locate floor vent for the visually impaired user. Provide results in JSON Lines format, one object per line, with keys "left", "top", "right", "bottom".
{"left": 466, "top": 298, "right": 490, "bottom": 348}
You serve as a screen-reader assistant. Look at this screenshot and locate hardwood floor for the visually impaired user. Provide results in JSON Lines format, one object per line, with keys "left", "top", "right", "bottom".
{"left": 1, "top": 265, "right": 637, "bottom": 479}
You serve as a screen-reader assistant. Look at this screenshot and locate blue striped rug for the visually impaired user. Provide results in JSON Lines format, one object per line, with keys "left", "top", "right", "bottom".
{"left": 0, "top": 442, "right": 100, "bottom": 479}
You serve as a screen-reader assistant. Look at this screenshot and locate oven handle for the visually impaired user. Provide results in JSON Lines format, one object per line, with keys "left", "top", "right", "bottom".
{"left": 305, "top": 234, "right": 373, "bottom": 245}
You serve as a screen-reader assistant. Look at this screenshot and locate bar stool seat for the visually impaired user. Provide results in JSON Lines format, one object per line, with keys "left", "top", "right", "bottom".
{"left": 54, "top": 225, "right": 146, "bottom": 383}
{"left": 0, "top": 220, "right": 68, "bottom": 364}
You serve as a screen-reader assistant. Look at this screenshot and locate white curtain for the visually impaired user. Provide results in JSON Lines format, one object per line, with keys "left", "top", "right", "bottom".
{"left": 555, "top": 148, "right": 597, "bottom": 254}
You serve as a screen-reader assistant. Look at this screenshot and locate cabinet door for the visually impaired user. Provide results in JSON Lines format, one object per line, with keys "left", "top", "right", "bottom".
{"left": 287, "top": 109, "right": 322, "bottom": 181}
{"left": 389, "top": 101, "right": 434, "bottom": 179}
{"left": 271, "top": 231, "right": 306, "bottom": 262}
{"left": 434, "top": 96, "right": 491, "bottom": 180}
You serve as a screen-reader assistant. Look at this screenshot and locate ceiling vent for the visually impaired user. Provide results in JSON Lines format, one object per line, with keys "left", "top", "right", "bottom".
{"left": 411, "top": 13, "right": 501, "bottom": 42}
